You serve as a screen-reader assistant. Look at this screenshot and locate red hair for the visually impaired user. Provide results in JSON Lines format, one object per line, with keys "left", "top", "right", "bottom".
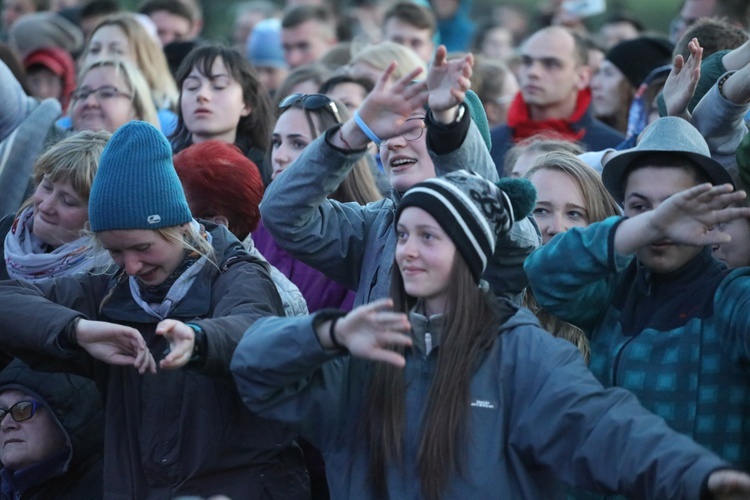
{"left": 174, "top": 140, "right": 264, "bottom": 240}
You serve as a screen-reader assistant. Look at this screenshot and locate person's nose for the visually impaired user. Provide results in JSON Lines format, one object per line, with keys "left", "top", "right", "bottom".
{"left": 195, "top": 82, "right": 210, "bottom": 102}
{"left": 398, "top": 236, "right": 418, "bottom": 260}
{"left": 286, "top": 50, "right": 303, "bottom": 69}
{"left": 547, "top": 213, "right": 566, "bottom": 237}
{"left": 0, "top": 411, "right": 17, "bottom": 431}
{"left": 82, "top": 91, "right": 100, "bottom": 107}
{"left": 37, "top": 194, "right": 57, "bottom": 214}
{"left": 122, "top": 253, "right": 143, "bottom": 276}
{"left": 384, "top": 134, "right": 407, "bottom": 151}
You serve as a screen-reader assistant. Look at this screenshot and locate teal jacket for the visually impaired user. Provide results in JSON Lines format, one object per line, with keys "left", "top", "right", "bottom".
{"left": 232, "top": 303, "right": 729, "bottom": 499}
{"left": 525, "top": 216, "right": 750, "bottom": 468}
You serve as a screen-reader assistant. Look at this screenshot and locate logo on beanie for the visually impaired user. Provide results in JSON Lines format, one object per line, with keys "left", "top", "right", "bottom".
{"left": 147, "top": 215, "right": 162, "bottom": 224}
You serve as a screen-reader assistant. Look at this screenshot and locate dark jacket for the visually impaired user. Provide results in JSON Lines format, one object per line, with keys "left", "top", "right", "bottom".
{"left": 489, "top": 108, "right": 624, "bottom": 177}
{"left": 0, "top": 223, "right": 309, "bottom": 499}
{"left": 0, "top": 359, "right": 103, "bottom": 500}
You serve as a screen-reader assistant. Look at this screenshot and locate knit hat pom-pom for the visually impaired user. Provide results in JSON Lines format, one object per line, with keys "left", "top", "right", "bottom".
{"left": 496, "top": 177, "right": 537, "bottom": 221}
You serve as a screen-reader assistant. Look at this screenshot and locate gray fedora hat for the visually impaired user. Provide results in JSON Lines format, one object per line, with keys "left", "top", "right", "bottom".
{"left": 602, "top": 117, "right": 732, "bottom": 203}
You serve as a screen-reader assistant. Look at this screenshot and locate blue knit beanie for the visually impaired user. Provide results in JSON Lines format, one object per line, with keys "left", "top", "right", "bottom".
{"left": 246, "top": 18, "right": 287, "bottom": 70}
{"left": 89, "top": 121, "right": 192, "bottom": 232}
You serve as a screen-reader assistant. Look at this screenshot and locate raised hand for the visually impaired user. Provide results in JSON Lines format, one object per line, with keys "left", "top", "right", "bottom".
{"left": 649, "top": 183, "right": 750, "bottom": 246}
{"left": 156, "top": 319, "right": 195, "bottom": 370}
{"left": 333, "top": 63, "right": 430, "bottom": 150}
{"left": 331, "top": 299, "right": 412, "bottom": 367}
{"left": 707, "top": 469, "right": 750, "bottom": 499}
{"left": 76, "top": 319, "right": 157, "bottom": 374}
{"left": 663, "top": 37, "right": 702, "bottom": 120}
{"left": 426, "top": 45, "right": 473, "bottom": 118}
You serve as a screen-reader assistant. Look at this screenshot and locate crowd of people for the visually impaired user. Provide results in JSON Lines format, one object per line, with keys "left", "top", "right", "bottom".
{"left": 1, "top": 0, "right": 750, "bottom": 498}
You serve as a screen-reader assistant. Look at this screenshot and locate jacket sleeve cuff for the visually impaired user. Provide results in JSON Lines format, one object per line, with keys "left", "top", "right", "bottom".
{"left": 426, "top": 103, "right": 470, "bottom": 155}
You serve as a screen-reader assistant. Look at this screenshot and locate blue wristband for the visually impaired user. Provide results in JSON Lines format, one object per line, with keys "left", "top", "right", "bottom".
{"left": 353, "top": 110, "right": 382, "bottom": 146}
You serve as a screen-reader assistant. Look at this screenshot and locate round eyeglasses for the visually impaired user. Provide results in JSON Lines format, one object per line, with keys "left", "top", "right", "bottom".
{"left": 401, "top": 116, "right": 425, "bottom": 142}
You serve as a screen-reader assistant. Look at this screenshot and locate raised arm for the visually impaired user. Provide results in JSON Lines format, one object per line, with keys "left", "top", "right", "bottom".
{"left": 613, "top": 183, "right": 750, "bottom": 255}
{"left": 663, "top": 38, "right": 702, "bottom": 121}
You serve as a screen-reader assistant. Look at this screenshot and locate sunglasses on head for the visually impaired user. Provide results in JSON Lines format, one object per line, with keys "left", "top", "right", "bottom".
{"left": 278, "top": 93, "right": 342, "bottom": 124}
{"left": 0, "top": 400, "right": 39, "bottom": 423}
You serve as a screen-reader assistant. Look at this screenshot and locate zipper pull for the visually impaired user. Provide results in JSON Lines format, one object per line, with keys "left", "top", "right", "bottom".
{"left": 425, "top": 332, "right": 433, "bottom": 356}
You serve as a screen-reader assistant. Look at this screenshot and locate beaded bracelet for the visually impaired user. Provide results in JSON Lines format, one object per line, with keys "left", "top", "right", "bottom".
{"left": 353, "top": 110, "right": 382, "bottom": 146}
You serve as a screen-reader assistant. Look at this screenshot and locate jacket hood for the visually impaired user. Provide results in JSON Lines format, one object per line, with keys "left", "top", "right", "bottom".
{"left": 0, "top": 359, "right": 103, "bottom": 476}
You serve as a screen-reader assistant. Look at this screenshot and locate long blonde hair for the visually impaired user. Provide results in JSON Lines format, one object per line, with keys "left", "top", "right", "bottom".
{"left": 523, "top": 151, "right": 621, "bottom": 362}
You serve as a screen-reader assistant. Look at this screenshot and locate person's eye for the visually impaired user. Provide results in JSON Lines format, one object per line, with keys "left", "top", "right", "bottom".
{"left": 521, "top": 56, "right": 533, "bottom": 67}
{"left": 99, "top": 88, "right": 117, "bottom": 98}
{"left": 211, "top": 78, "right": 230, "bottom": 90}
{"left": 89, "top": 46, "right": 100, "bottom": 54}
{"left": 532, "top": 207, "right": 549, "bottom": 216}
{"left": 271, "top": 138, "right": 281, "bottom": 148}
{"left": 133, "top": 244, "right": 150, "bottom": 252}
{"left": 422, "top": 232, "right": 434, "bottom": 241}
{"left": 292, "top": 140, "right": 308, "bottom": 149}
{"left": 627, "top": 203, "right": 647, "bottom": 213}
{"left": 183, "top": 79, "right": 200, "bottom": 92}
{"left": 62, "top": 197, "right": 80, "bottom": 207}
{"left": 396, "top": 230, "right": 408, "bottom": 240}
{"left": 568, "top": 211, "right": 586, "bottom": 220}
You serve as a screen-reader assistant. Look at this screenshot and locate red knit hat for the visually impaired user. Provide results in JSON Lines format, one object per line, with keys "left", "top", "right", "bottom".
{"left": 23, "top": 47, "right": 76, "bottom": 112}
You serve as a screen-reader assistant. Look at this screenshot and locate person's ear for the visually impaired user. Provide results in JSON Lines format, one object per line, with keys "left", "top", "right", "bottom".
{"left": 205, "top": 215, "right": 229, "bottom": 228}
{"left": 576, "top": 64, "right": 592, "bottom": 91}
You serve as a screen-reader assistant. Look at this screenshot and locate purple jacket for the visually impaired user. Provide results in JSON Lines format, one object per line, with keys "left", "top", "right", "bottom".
{"left": 253, "top": 220, "right": 355, "bottom": 312}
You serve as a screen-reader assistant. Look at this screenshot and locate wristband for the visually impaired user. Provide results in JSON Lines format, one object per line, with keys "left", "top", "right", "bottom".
{"left": 353, "top": 110, "right": 382, "bottom": 146}
{"left": 329, "top": 316, "right": 345, "bottom": 350}
{"left": 186, "top": 323, "right": 206, "bottom": 365}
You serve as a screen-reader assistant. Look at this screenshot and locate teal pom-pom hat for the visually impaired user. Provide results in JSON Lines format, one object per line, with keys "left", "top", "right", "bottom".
{"left": 88, "top": 121, "right": 192, "bottom": 232}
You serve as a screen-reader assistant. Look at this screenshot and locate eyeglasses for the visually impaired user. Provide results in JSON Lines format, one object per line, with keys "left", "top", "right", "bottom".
{"left": 0, "top": 400, "right": 39, "bottom": 423}
{"left": 401, "top": 116, "right": 425, "bottom": 142}
{"left": 278, "top": 93, "right": 342, "bottom": 124}
{"left": 71, "top": 85, "right": 133, "bottom": 102}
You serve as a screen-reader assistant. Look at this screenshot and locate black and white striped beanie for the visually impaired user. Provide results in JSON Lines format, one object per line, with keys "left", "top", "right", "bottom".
{"left": 395, "top": 170, "right": 514, "bottom": 283}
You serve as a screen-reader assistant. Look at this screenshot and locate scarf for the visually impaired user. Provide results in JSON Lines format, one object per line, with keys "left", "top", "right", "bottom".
{"left": 128, "top": 220, "right": 211, "bottom": 320}
{"left": 4, "top": 207, "right": 110, "bottom": 281}
{"left": 506, "top": 88, "right": 591, "bottom": 143}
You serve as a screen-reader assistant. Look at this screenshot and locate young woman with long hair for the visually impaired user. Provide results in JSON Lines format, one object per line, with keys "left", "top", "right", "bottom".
{"left": 232, "top": 171, "right": 750, "bottom": 500}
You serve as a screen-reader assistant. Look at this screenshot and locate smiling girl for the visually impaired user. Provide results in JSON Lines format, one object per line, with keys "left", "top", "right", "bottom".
{"left": 1, "top": 130, "right": 111, "bottom": 282}
{"left": 233, "top": 171, "right": 750, "bottom": 499}
{"left": 0, "top": 121, "right": 309, "bottom": 499}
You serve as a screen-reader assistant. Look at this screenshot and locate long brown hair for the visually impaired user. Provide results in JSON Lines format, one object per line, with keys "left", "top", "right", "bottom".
{"left": 362, "top": 252, "right": 499, "bottom": 499}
